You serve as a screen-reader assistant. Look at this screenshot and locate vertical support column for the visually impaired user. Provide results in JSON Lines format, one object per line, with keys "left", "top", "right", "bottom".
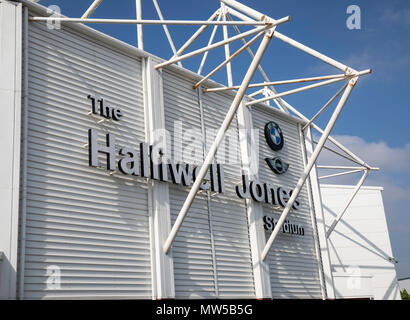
{"left": 302, "top": 126, "right": 335, "bottom": 299}
{"left": 136, "top": 0, "right": 143, "bottom": 50}
{"left": 221, "top": 4, "right": 233, "bottom": 86}
{"left": 144, "top": 56, "right": 175, "bottom": 299}
{"left": 0, "top": 1, "right": 22, "bottom": 300}
{"left": 237, "top": 101, "right": 272, "bottom": 299}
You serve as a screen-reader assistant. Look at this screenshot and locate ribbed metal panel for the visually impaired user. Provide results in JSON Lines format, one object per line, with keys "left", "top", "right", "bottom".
{"left": 201, "top": 91, "right": 255, "bottom": 298}
{"left": 163, "top": 70, "right": 216, "bottom": 298}
{"left": 251, "top": 105, "right": 322, "bottom": 299}
{"left": 170, "top": 187, "right": 216, "bottom": 298}
{"left": 22, "top": 21, "right": 151, "bottom": 299}
{"left": 163, "top": 70, "right": 255, "bottom": 298}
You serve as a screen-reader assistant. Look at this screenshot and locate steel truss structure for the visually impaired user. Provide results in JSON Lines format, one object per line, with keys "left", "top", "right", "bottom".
{"left": 30, "top": 0, "right": 377, "bottom": 264}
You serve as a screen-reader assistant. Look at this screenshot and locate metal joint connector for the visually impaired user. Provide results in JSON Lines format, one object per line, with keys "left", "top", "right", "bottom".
{"left": 345, "top": 67, "right": 354, "bottom": 74}
{"left": 349, "top": 76, "right": 358, "bottom": 86}
{"left": 220, "top": 5, "right": 229, "bottom": 15}
{"left": 263, "top": 17, "right": 278, "bottom": 37}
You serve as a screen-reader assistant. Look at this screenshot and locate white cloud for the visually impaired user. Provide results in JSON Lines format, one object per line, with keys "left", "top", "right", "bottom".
{"left": 319, "top": 135, "right": 410, "bottom": 173}
{"left": 306, "top": 26, "right": 410, "bottom": 82}
{"left": 317, "top": 135, "right": 410, "bottom": 220}
{"left": 317, "top": 135, "right": 410, "bottom": 276}
{"left": 380, "top": 8, "right": 410, "bottom": 28}
{"left": 371, "top": 180, "right": 410, "bottom": 203}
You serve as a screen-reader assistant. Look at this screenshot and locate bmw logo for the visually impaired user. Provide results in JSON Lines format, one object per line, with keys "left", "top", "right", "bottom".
{"left": 264, "top": 121, "right": 289, "bottom": 175}
{"left": 265, "top": 157, "right": 289, "bottom": 175}
{"left": 264, "top": 121, "right": 284, "bottom": 151}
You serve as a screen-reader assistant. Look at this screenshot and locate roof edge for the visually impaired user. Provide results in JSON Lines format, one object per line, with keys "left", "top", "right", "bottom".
{"left": 13, "top": 0, "right": 308, "bottom": 126}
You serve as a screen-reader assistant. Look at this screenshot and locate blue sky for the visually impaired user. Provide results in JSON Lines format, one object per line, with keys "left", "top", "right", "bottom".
{"left": 37, "top": 0, "right": 410, "bottom": 279}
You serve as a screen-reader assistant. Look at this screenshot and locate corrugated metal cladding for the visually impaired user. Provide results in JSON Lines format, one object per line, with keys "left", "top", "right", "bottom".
{"left": 162, "top": 70, "right": 256, "bottom": 299}
{"left": 19, "top": 6, "right": 324, "bottom": 300}
{"left": 22, "top": 21, "right": 151, "bottom": 298}
{"left": 251, "top": 105, "right": 323, "bottom": 298}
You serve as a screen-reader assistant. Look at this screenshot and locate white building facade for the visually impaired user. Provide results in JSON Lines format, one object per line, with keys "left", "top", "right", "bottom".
{"left": 320, "top": 185, "right": 401, "bottom": 300}
{"left": 398, "top": 278, "right": 410, "bottom": 293}
{"left": 0, "top": 0, "right": 401, "bottom": 300}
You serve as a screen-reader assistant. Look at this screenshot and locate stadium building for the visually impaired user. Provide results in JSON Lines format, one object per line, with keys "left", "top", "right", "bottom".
{"left": 0, "top": 0, "right": 401, "bottom": 299}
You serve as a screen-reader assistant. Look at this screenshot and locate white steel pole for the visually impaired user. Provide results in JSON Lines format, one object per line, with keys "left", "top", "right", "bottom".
{"left": 326, "top": 169, "right": 370, "bottom": 238}
{"left": 227, "top": 6, "right": 255, "bottom": 22}
{"left": 246, "top": 77, "right": 348, "bottom": 106}
{"left": 155, "top": 16, "right": 290, "bottom": 69}
{"left": 227, "top": 16, "right": 288, "bottom": 113}
{"left": 317, "top": 126, "right": 371, "bottom": 168}
{"left": 261, "top": 77, "right": 358, "bottom": 261}
{"left": 279, "top": 98, "right": 372, "bottom": 169}
{"left": 152, "top": 0, "right": 182, "bottom": 67}
{"left": 136, "top": 0, "right": 143, "bottom": 50}
{"left": 263, "top": 86, "right": 271, "bottom": 106}
{"left": 81, "top": 0, "right": 103, "bottom": 19}
{"left": 319, "top": 144, "right": 365, "bottom": 167}
{"left": 197, "top": 14, "right": 222, "bottom": 75}
{"left": 222, "top": 6, "right": 233, "bottom": 86}
{"left": 29, "top": 17, "right": 267, "bottom": 25}
{"left": 204, "top": 73, "right": 351, "bottom": 93}
{"left": 248, "top": 88, "right": 264, "bottom": 97}
{"left": 273, "top": 31, "right": 349, "bottom": 72}
{"left": 302, "top": 83, "right": 348, "bottom": 131}
{"left": 156, "top": 25, "right": 270, "bottom": 69}
{"left": 194, "top": 31, "right": 264, "bottom": 88}
{"left": 174, "top": 10, "right": 220, "bottom": 57}
{"left": 163, "top": 32, "right": 274, "bottom": 255}
{"left": 317, "top": 165, "right": 369, "bottom": 170}
{"left": 319, "top": 169, "right": 364, "bottom": 180}
{"left": 220, "top": 0, "right": 265, "bottom": 21}
{"left": 245, "top": 70, "right": 371, "bottom": 105}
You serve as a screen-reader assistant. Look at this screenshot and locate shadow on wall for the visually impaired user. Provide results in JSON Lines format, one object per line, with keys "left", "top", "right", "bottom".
{"left": 323, "top": 204, "right": 393, "bottom": 262}
{"left": 328, "top": 269, "right": 401, "bottom": 300}
{"left": 21, "top": 21, "right": 154, "bottom": 299}
{"left": 323, "top": 204, "right": 401, "bottom": 300}
{"left": 0, "top": 252, "right": 17, "bottom": 299}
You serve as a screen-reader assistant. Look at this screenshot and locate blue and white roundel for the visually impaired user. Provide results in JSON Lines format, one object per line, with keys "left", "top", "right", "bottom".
{"left": 270, "top": 127, "right": 282, "bottom": 145}
{"left": 264, "top": 121, "right": 284, "bottom": 151}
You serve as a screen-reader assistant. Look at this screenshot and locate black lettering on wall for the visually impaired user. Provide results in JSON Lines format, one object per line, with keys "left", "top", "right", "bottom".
{"left": 236, "top": 173, "right": 250, "bottom": 199}
{"left": 88, "top": 129, "right": 116, "bottom": 171}
{"left": 118, "top": 147, "right": 140, "bottom": 176}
